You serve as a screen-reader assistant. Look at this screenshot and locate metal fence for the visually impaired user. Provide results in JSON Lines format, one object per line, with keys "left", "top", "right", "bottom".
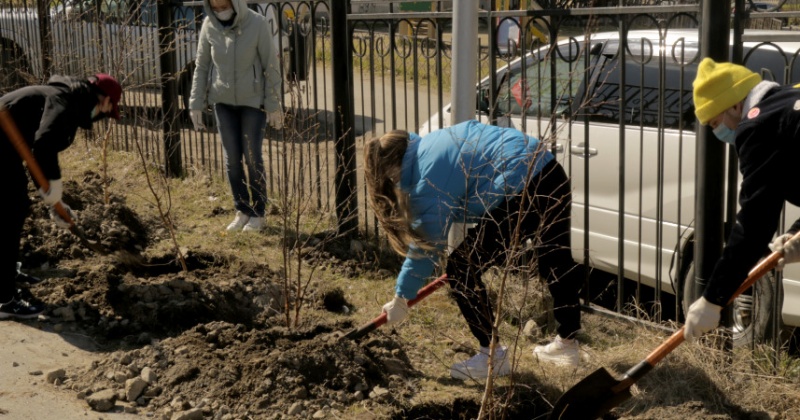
{"left": 3, "top": 0, "right": 800, "bottom": 352}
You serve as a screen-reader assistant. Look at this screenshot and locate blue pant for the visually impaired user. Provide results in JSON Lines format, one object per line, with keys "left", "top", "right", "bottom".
{"left": 214, "top": 103, "right": 268, "bottom": 217}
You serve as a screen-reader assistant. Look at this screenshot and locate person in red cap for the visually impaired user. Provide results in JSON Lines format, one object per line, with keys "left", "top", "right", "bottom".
{"left": 0, "top": 73, "right": 122, "bottom": 319}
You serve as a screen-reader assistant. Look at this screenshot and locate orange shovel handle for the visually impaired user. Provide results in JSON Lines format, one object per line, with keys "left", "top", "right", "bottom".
{"left": 640, "top": 230, "right": 800, "bottom": 369}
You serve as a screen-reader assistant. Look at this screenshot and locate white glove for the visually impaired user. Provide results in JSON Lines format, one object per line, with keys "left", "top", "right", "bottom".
{"left": 382, "top": 295, "right": 409, "bottom": 327}
{"left": 267, "top": 110, "right": 283, "bottom": 130}
{"left": 39, "top": 179, "right": 63, "bottom": 206}
{"left": 684, "top": 296, "right": 722, "bottom": 342}
{"left": 768, "top": 233, "right": 800, "bottom": 270}
{"left": 49, "top": 202, "right": 74, "bottom": 229}
{"left": 189, "top": 109, "right": 205, "bottom": 131}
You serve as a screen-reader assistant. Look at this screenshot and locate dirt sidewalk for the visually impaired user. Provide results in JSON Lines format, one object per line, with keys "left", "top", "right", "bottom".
{"left": 0, "top": 320, "right": 137, "bottom": 419}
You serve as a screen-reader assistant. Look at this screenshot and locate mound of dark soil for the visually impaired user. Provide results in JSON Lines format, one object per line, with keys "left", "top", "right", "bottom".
{"left": 66, "top": 322, "right": 421, "bottom": 418}
{"left": 14, "top": 170, "right": 436, "bottom": 419}
{"left": 21, "top": 171, "right": 153, "bottom": 265}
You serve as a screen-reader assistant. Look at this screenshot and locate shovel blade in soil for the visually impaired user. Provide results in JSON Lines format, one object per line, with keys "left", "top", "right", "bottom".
{"left": 69, "top": 224, "right": 109, "bottom": 254}
{"left": 548, "top": 367, "right": 632, "bottom": 420}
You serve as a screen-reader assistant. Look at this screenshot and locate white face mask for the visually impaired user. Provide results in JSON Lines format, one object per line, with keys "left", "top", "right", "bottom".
{"left": 214, "top": 8, "right": 234, "bottom": 21}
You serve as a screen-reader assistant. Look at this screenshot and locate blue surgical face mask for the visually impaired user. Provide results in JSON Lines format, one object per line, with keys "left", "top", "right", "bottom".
{"left": 214, "top": 8, "right": 234, "bottom": 21}
{"left": 713, "top": 123, "right": 736, "bottom": 145}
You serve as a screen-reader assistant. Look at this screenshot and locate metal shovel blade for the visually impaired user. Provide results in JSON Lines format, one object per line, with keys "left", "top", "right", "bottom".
{"left": 49, "top": 201, "right": 109, "bottom": 255}
{"left": 68, "top": 223, "right": 110, "bottom": 255}
{"left": 548, "top": 238, "right": 793, "bottom": 420}
{"left": 548, "top": 367, "right": 632, "bottom": 420}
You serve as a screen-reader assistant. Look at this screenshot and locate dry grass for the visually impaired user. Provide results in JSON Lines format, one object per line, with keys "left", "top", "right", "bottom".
{"left": 58, "top": 130, "right": 800, "bottom": 418}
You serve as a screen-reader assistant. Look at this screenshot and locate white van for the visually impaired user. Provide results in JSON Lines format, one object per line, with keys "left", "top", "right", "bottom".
{"left": 421, "top": 28, "right": 800, "bottom": 346}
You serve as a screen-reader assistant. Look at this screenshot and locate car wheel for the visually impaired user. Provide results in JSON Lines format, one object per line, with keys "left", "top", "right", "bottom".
{"left": 681, "top": 261, "right": 782, "bottom": 347}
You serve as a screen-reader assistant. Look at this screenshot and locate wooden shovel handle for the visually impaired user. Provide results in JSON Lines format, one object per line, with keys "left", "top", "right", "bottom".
{"left": 0, "top": 107, "right": 75, "bottom": 226}
{"left": 642, "top": 231, "right": 800, "bottom": 368}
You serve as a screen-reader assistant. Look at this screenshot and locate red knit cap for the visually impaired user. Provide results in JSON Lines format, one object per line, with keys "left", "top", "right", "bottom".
{"left": 92, "top": 73, "right": 122, "bottom": 120}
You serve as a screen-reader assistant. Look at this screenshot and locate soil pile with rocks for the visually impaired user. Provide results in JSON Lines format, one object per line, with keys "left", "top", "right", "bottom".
{"left": 21, "top": 172, "right": 152, "bottom": 265}
{"left": 16, "top": 169, "right": 771, "bottom": 420}
{"left": 66, "top": 323, "right": 419, "bottom": 419}
{"left": 16, "top": 170, "right": 432, "bottom": 419}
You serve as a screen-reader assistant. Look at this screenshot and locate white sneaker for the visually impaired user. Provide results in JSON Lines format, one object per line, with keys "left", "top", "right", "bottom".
{"left": 226, "top": 211, "right": 250, "bottom": 231}
{"left": 533, "top": 335, "right": 580, "bottom": 367}
{"left": 242, "top": 216, "right": 265, "bottom": 232}
{"left": 450, "top": 345, "right": 511, "bottom": 380}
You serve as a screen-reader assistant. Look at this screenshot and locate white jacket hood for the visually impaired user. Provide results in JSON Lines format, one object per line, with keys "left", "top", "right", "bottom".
{"left": 203, "top": 0, "right": 250, "bottom": 29}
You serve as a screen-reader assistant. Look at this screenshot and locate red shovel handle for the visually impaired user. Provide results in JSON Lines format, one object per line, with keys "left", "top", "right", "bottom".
{"left": 342, "top": 274, "right": 449, "bottom": 340}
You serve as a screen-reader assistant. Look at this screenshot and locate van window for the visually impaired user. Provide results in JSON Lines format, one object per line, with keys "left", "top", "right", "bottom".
{"left": 574, "top": 40, "right": 800, "bottom": 130}
{"left": 576, "top": 40, "right": 697, "bottom": 130}
{"left": 742, "top": 47, "right": 800, "bottom": 85}
{"left": 494, "top": 41, "right": 586, "bottom": 119}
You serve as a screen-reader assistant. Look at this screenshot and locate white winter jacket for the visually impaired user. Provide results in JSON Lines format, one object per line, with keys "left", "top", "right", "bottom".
{"left": 189, "top": 0, "right": 282, "bottom": 112}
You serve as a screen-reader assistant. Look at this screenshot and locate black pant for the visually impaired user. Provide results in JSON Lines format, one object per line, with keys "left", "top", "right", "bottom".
{"left": 445, "top": 160, "right": 583, "bottom": 347}
{"left": 0, "top": 140, "right": 30, "bottom": 302}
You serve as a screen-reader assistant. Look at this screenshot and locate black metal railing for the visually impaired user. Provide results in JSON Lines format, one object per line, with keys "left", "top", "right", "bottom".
{"left": 3, "top": 0, "right": 800, "bottom": 352}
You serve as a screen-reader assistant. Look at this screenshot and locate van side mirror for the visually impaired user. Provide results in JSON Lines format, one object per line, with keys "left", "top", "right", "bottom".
{"left": 477, "top": 88, "right": 490, "bottom": 114}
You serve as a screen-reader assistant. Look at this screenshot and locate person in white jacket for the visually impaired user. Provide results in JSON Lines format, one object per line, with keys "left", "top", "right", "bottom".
{"left": 189, "top": 0, "right": 283, "bottom": 232}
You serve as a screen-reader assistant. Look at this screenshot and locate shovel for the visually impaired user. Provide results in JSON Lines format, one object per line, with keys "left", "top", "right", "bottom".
{"left": 0, "top": 106, "right": 109, "bottom": 255}
{"left": 548, "top": 231, "right": 800, "bottom": 420}
{"left": 341, "top": 274, "right": 449, "bottom": 341}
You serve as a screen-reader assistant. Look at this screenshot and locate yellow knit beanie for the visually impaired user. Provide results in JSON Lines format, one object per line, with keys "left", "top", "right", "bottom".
{"left": 693, "top": 58, "right": 761, "bottom": 125}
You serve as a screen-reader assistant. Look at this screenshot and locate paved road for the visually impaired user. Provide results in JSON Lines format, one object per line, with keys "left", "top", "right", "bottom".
{"left": 292, "top": 64, "right": 451, "bottom": 139}
{"left": 0, "top": 320, "right": 136, "bottom": 419}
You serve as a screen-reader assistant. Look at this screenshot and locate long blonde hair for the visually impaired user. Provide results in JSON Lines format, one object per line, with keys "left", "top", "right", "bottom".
{"left": 364, "top": 130, "right": 433, "bottom": 256}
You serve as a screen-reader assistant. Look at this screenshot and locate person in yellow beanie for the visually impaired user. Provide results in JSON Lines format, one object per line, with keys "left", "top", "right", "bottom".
{"left": 684, "top": 57, "right": 800, "bottom": 342}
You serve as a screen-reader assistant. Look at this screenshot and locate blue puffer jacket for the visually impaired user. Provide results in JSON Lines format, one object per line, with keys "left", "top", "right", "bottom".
{"left": 395, "top": 120, "right": 555, "bottom": 299}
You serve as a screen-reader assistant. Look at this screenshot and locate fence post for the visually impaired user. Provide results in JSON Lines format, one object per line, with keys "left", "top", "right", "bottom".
{"left": 36, "top": 0, "right": 52, "bottom": 79}
{"left": 450, "top": 0, "right": 479, "bottom": 125}
{"left": 330, "top": 0, "right": 358, "bottom": 237}
{"left": 157, "top": 0, "right": 182, "bottom": 177}
{"left": 695, "top": 0, "right": 731, "bottom": 331}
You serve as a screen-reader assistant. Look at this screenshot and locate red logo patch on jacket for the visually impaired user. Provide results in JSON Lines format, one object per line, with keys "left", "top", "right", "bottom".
{"left": 747, "top": 107, "right": 760, "bottom": 119}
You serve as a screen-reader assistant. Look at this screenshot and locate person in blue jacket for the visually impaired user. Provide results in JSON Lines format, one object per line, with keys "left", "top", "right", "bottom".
{"left": 364, "top": 120, "right": 585, "bottom": 379}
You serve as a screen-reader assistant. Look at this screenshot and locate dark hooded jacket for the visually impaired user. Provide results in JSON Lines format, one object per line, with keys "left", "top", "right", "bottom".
{"left": 704, "top": 82, "right": 800, "bottom": 306}
{"left": 0, "top": 75, "right": 99, "bottom": 181}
